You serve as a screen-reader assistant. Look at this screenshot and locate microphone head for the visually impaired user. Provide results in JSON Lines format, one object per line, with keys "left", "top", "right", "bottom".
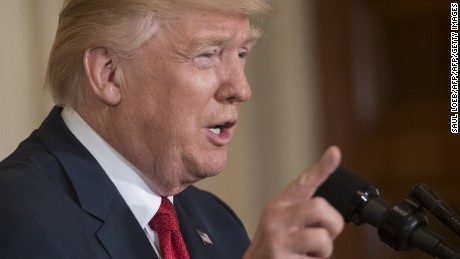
{"left": 315, "top": 166, "right": 375, "bottom": 223}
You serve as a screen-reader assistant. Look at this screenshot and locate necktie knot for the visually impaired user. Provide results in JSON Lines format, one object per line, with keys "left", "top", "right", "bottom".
{"left": 150, "top": 197, "right": 179, "bottom": 231}
{"left": 149, "top": 196, "right": 190, "bottom": 259}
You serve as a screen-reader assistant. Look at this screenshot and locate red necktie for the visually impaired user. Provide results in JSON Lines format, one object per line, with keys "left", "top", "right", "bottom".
{"left": 149, "top": 197, "right": 190, "bottom": 259}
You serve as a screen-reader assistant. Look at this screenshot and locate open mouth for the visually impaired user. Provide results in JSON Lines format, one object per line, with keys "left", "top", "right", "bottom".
{"left": 209, "top": 127, "right": 222, "bottom": 135}
{"left": 208, "top": 121, "right": 236, "bottom": 135}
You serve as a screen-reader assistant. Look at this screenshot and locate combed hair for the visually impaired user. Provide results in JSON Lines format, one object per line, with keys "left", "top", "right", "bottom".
{"left": 45, "top": 0, "right": 272, "bottom": 108}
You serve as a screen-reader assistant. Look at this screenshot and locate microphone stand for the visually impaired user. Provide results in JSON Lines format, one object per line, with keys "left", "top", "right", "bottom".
{"left": 315, "top": 167, "right": 460, "bottom": 258}
{"left": 363, "top": 183, "right": 460, "bottom": 259}
{"left": 410, "top": 183, "right": 460, "bottom": 237}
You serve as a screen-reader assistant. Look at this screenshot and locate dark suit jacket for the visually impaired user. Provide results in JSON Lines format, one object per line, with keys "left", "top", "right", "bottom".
{"left": 0, "top": 107, "right": 250, "bottom": 259}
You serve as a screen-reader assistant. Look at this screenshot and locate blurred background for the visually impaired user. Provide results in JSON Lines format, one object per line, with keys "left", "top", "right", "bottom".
{"left": 1, "top": 0, "right": 459, "bottom": 258}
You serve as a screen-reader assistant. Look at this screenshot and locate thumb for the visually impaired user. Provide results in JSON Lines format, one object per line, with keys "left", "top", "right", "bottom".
{"left": 281, "top": 146, "right": 342, "bottom": 201}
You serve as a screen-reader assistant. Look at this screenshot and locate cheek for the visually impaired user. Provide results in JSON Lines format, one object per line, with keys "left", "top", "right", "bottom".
{"left": 123, "top": 60, "right": 219, "bottom": 141}
{"left": 167, "top": 80, "right": 217, "bottom": 122}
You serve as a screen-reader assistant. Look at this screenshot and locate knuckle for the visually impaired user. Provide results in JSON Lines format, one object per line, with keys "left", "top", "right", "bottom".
{"left": 332, "top": 215, "right": 345, "bottom": 238}
{"left": 314, "top": 229, "right": 331, "bottom": 246}
{"left": 309, "top": 196, "right": 330, "bottom": 213}
{"left": 312, "top": 196, "right": 327, "bottom": 206}
{"left": 302, "top": 229, "right": 334, "bottom": 258}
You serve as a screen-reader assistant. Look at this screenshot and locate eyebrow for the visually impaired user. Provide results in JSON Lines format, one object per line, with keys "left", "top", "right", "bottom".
{"left": 190, "top": 26, "right": 263, "bottom": 50}
{"left": 247, "top": 26, "right": 263, "bottom": 47}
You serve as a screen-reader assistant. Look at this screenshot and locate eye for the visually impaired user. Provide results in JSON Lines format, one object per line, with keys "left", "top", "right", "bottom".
{"left": 197, "top": 47, "right": 220, "bottom": 58}
{"left": 239, "top": 48, "right": 250, "bottom": 62}
{"left": 198, "top": 52, "right": 216, "bottom": 58}
{"left": 194, "top": 49, "right": 219, "bottom": 69}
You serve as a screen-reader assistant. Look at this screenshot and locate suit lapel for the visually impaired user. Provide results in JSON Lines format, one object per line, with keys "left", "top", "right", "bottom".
{"left": 95, "top": 195, "right": 158, "bottom": 259}
{"left": 174, "top": 196, "right": 225, "bottom": 259}
{"left": 38, "top": 107, "right": 157, "bottom": 259}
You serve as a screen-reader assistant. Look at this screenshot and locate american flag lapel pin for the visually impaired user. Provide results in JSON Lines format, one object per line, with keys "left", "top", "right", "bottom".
{"left": 196, "top": 229, "right": 213, "bottom": 246}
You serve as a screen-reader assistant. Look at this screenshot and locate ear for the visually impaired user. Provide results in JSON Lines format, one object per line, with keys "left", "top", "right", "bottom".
{"left": 83, "top": 47, "right": 122, "bottom": 106}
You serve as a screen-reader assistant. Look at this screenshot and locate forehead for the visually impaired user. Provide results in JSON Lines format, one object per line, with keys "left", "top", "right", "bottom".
{"left": 163, "top": 10, "right": 256, "bottom": 45}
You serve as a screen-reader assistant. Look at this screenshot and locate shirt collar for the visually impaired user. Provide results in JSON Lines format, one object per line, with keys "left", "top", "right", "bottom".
{"left": 61, "top": 107, "right": 171, "bottom": 228}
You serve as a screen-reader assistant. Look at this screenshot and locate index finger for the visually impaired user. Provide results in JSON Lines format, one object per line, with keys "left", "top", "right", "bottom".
{"left": 281, "top": 146, "right": 342, "bottom": 201}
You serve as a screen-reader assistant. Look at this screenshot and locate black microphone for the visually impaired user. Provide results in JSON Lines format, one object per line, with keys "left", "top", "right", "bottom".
{"left": 315, "top": 166, "right": 460, "bottom": 259}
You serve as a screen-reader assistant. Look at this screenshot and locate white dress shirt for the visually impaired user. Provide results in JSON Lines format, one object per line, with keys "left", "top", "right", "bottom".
{"left": 62, "top": 107, "right": 169, "bottom": 258}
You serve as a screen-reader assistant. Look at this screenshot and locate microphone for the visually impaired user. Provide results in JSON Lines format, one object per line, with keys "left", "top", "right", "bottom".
{"left": 315, "top": 166, "right": 460, "bottom": 259}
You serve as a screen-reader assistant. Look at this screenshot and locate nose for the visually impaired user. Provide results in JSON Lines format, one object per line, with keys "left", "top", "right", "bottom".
{"left": 215, "top": 56, "right": 252, "bottom": 103}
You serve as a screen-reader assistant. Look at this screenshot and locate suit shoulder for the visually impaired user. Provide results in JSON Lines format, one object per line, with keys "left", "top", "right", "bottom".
{"left": 0, "top": 130, "right": 77, "bottom": 209}
{"left": 0, "top": 130, "right": 57, "bottom": 175}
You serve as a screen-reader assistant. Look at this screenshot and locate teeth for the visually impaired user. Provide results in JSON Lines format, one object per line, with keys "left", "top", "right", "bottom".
{"left": 209, "top": 127, "right": 221, "bottom": 134}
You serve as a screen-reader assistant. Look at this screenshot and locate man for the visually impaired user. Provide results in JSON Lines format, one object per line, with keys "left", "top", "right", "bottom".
{"left": 0, "top": 0, "right": 344, "bottom": 258}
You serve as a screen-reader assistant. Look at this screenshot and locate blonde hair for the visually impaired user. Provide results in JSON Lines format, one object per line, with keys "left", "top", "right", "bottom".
{"left": 45, "top": 0, "right": 272, "bottom": 108}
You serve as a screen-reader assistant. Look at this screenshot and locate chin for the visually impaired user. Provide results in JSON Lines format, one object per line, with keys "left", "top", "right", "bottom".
{"left": 158, "top": 163, "right": 225, "bottom": 196}
{"left": 195, "top": 164, "right": 226, "bottom": 179}
{"left": 208, "top": 153, "right": 228, "bottom": 172}
{"left": 193, "top": 157, "right": 227, "bottom": 180}
{"left": 184, "top": 148, "right": 228, "bottom": 178}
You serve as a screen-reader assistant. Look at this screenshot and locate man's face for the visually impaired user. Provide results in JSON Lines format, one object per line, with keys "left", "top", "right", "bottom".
{"left": 115, "top": 10, "right": 255, "bottom": 195}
